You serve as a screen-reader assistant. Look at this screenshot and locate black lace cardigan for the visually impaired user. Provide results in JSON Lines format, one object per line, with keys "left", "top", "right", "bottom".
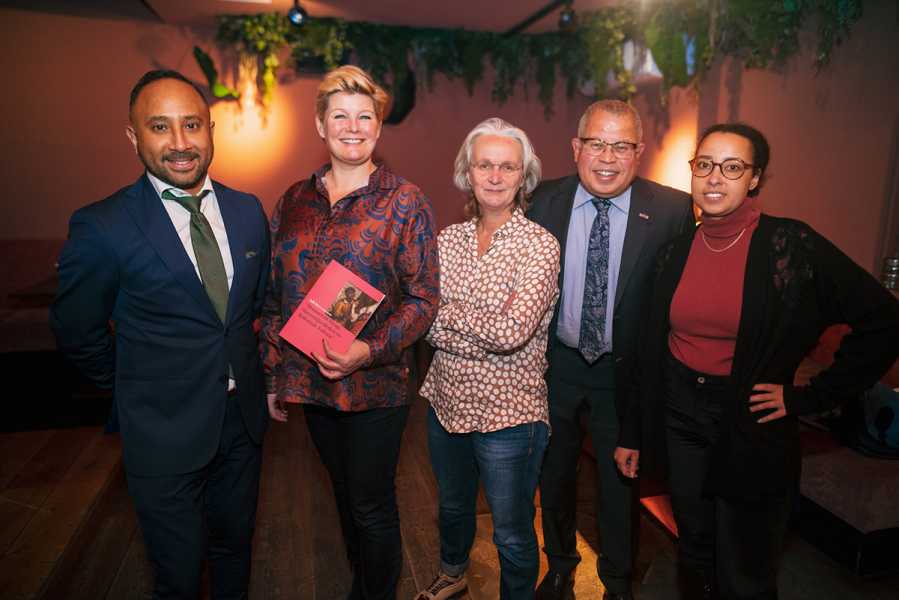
{"left": 623, "top": 214, "right": 899, "bottom": 498}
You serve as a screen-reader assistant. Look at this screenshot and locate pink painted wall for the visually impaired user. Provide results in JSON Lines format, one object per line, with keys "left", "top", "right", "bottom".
{"left": 694, "top": 0, "right": 899, "bottom": 273}
{"left": 1, "top": 3, "right": 897, "bottom": 306}
{"left": 0, "top": 6, "right": 589, "bottom": 304}
{"left": 0, "top": 6, "right": 592, "bottom": 240}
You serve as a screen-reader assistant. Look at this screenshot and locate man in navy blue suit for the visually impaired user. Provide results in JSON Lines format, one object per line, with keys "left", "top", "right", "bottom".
{"left": 51, "top": 70, "right": 271, "bottom": 599}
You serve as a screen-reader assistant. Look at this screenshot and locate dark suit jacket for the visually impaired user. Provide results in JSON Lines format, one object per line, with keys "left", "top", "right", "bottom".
{"left": 527, "top": 175, "right": 694, "bottom": 448}
{"left": 631, "top": 214, "right": 899, "bottom": 497}
{"left": 51, "top": 174, "right": 271, "bottom": 476}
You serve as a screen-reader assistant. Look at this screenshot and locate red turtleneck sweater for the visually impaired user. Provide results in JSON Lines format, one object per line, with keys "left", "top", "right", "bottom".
{"left": 668, "top": 198, "right": 761, "bottom": 376}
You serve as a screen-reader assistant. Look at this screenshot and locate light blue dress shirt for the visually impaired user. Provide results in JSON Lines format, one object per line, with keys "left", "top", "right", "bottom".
{"left": 556, "top": 182, "right": 631, "bottom": 350}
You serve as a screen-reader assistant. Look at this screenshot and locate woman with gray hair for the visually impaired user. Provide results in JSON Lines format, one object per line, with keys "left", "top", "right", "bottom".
{"left": 415, "top": 118, "right": 560, "bottom": 600}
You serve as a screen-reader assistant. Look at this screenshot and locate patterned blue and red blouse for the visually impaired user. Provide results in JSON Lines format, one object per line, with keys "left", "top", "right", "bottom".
{"left": 260, "top": 164, "right": 439, "bottom": 411}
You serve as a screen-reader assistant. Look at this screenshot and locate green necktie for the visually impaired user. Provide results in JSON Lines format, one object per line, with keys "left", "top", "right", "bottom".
{"left": 162, "top": 189, "right": 229, "bottom": 323}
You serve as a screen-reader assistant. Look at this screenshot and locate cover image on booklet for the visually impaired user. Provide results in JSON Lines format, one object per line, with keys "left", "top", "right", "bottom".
{"left": 279, "top": 261, "right": 385, "bottom": 359}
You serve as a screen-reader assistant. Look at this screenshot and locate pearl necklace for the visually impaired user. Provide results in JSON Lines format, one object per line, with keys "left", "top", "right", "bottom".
{"left": 700, "top": 227, "right": 746, "bottom": 253}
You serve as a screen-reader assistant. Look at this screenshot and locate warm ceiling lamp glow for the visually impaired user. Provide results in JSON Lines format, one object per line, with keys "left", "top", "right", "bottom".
{"left": 210, "top": 89, "right": 297, "bottom": 189}
{"left": 238, "top": 54, "right": 259, "bottom": 114}
{"left": 647, "top": 121, "right": 697, "bottom": 194}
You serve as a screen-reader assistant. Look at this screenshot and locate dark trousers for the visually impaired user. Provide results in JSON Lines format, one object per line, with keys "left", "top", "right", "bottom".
{"left": 665, "top": 354, "right": 793, "bottom": 600}
{"left": 428, "top": 406, "right": 549, "bottom": 599}
{"left": 126, "top": 394, "right": 262, "bottom": 600}
{"left": 539, "top": 344, "right": 635, "bottom": 595}
{"left": 304, "top": 404, "right": 410, "bottom": 600}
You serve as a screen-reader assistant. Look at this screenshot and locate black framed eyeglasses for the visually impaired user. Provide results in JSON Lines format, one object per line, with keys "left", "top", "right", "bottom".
{"left": 689, "top": 157, "right": 755, "bottom": 180}
{"left": 578, "top": 138, "right": 638, "bottom": 158}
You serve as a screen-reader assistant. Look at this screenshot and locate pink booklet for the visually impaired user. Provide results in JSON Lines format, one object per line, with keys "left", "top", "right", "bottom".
{"left": 279, "top": 260, "right": 385, "bottom": 359}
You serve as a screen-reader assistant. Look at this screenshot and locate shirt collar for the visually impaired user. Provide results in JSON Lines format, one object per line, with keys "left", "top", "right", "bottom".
{"left": 147, "top": 171, "right": 213, "bottom": 200}
{"left": 463, "top": 207, "right": 526, "bottom": 240}
{"left": 497, "top": 208, "right": 527, "bottom": 238}
{"left": 573, "top": 182, "right": 631, "bottom": 215}
{"left": 312, "top": 163, "right": 397, "bottom": 201}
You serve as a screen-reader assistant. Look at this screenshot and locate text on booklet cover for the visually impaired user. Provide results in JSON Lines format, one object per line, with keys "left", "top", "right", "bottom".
{"left": 279, "top": 260, "right": 385, "bottom": 358}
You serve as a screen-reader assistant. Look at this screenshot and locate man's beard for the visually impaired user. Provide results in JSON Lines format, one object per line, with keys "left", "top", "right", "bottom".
{"left": 141, "top": 148, "right": 212, "bottom": 191}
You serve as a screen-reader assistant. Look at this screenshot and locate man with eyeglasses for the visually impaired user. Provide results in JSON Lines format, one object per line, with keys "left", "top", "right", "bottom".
{"left": 528, "top": 99, "right": 694, "bottom": 600}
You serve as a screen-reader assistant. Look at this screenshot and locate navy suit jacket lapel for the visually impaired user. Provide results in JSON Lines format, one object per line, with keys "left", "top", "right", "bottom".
{"left": 615, "top": 177, "right": 652, "bottom": 308}
{"left": 214, "top": 181, "right": 244, "bottom": 325}
{"left": 123, "top": 174, "right": 220, "bottom": 322}
{"left": 548, "top": 176, "right": 579, "bottom": 294}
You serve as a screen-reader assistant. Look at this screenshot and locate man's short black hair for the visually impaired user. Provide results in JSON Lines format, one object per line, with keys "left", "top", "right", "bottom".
{"left": 129, "top": 69, "right": 208, "bottom": 112}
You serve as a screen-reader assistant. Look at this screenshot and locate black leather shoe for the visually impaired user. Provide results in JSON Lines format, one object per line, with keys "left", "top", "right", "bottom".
{"left": 536, "top": 570, "right": 574, "bottom": 600}
{"left": 602, "top": 593, "right": 633, "bottom": 600}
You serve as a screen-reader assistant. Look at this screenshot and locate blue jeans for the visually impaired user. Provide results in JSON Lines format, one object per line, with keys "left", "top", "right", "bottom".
{"left": 427, "top": 406, "right": 549, "bottom": 600}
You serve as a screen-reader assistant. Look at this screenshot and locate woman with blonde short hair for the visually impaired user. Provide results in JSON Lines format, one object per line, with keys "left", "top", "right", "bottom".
{"left": 260, "top": 65, "right": 439, "bottom": 600}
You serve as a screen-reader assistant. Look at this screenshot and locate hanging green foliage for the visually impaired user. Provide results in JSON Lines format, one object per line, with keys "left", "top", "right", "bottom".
{"left": 193, "top": 46, "right": 239, "bottom": 99}
{"left": 580, "top": 8, "right": 636, "bottom": 99}
{"left": 489, "top": 35, "right": 528, "bottom": 105}
{"left": 203, "top": 0, "right": 867, "bottom": 119}
{"left": 217, "top": 13, "right": 291, "bottom": 107}
{"left": 811, "top": 0, "right": 863, "bottom": 67}
{"left": 413, "top": 28, "right": 465, "bottom": 91}
{"left": 529, "top": 32, "right": 564, "bottom": 118}
{"left": 456, "top": 30, "right": 491, "bottom": 96}
{"left": 290, "top": 18, "right": 350, "bottom": 72}
{"left": 556, "top": 31, "right": 590, "bottom": 100}
{"left": 645, "top": 7, "right": 689, "bottom": 90}
{"left": 716, "top": 0, "right": 806, "bottom": 68}
{"left": 346, "top": 22, "right": 415, "bottom": 90}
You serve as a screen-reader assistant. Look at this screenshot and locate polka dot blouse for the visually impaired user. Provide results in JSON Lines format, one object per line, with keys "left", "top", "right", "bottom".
{"left": 420, "top": 209, "right": 560, "bottom": 433}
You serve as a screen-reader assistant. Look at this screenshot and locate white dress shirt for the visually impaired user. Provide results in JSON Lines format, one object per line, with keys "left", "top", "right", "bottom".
{"left": 147, "top": 172, "right": 235, "bottom": 290}
{"left": 147, "top": 172, "right": 236, "bottom": 390}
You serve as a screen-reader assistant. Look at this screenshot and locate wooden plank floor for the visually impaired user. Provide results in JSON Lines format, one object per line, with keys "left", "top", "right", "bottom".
{"left": 27, "top": 400, "right": 607, "bottom": 600}
{"left": 4, "top": 397, "right": 897, "bottom": 599}
{"left": 0, "top": 427, "right": 121, "bottom": 600}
